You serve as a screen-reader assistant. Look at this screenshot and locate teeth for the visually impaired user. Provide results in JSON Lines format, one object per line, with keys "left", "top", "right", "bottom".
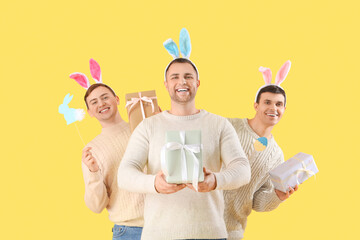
{"left": 177, "top": 89, "right": 188, "bottom": 92}
{"left": 266, "top": 113, "right": 278, "bottom": 117}
{"left": 100, "top": 108, "right": 109, "bottom": 113}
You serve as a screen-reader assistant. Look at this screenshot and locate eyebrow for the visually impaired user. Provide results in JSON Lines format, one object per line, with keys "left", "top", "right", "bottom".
{"left": 89, "top": 93, "right": 109, "bottom": 103}
{"left": 169, "top": 73, "right": 180, "bottom": 77}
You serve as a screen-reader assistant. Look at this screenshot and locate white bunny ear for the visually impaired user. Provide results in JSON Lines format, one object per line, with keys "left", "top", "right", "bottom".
{"left": 89, "top": 58, "right": 102, "bottom": 83}
{"left": 259, "top": 66, "right": 272, "bottom": 85}
{"left": 70, "top": 72, "right": 90, "bottom": 89}
{"left": 163, "top": 38, "right": 180, "bottom": 58}
{"left": 275, "top": 60, "right": 291, "bottom": 86}
{"left": 179, "top": 28, "right": 191, "bottom": 58}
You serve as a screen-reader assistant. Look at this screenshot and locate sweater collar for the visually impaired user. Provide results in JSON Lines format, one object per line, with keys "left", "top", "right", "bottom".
{"left": 242, "top": 118, "right": 274, "bottom": 143}
{"left": 162, "top": 109, "right": 206, "bottom": 121}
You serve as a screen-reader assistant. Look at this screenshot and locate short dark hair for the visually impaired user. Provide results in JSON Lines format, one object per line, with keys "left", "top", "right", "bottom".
{"left": 256, "top": 85, "right": 286, "bottom": 105}
{"left": 165, "top": 58, "right": 198, "bottom": 80}
{"left": 84, "top": 83, "right": 116, "bottom": 109}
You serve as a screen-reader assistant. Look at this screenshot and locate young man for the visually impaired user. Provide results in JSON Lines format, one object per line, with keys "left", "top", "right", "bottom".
{"left": 224, "top": 70, "right": 298, "bottom": 240}
{"left": 117, "top": 58, "right": 251, "bottom": 240}
{"left": 81, "top": 83, "right": 144, "bottom": 240}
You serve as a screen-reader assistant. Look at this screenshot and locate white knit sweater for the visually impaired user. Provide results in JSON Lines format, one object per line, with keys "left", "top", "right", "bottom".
{"left": 82, "top": 120, "right": 145, "bottom": 226}
{"left": 118, "top": 110, "right": 251, "bottom": 240}
{"left": 224, "top": 118, "right": 284, "bottom": 240}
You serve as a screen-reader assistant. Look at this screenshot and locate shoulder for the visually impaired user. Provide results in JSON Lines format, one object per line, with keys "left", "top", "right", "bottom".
{"left": 226, "top": 118, "right": 246, "bottom": 130}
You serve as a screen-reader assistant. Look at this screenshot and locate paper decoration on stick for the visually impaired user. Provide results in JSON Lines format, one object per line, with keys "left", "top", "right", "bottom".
{"left": 254, "top": 137, "right": 268, "bottom": 152}
{"left": 58, "top": 93, "right": 85, "bottom": 125}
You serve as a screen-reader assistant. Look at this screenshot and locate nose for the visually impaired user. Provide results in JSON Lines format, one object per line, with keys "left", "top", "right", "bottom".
{"left": 182, "top": 78, "right": 186, "bottom": 84}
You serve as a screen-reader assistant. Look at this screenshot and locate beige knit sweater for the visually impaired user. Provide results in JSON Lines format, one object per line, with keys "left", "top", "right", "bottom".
{"left": 82, "top": 120, "right": 144, "bottom": 226}
{"left": 118, "top": 110, "right": 251, "bottom": 240}
{"left": 224, "top": 118, "right": 284, "bottom": 240}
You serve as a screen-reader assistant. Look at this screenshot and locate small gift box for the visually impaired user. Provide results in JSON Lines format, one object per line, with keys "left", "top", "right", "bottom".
{"left": 161, "top": 130, "right": 204, "bottom": 191}
{"left": 125, "top": 90, "right": 159, "bottom": 132}
{"left": 269, "top": 152, "right": 319, "bottom": 192}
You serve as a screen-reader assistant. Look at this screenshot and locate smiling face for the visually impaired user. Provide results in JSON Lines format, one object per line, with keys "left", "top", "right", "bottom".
{"left": 86, "top": 86, "right": 119, "bottom": 124}
{"left": 254, "top": 92, "right": 286, "bottom": 127}
{"left": 164, "top": 62, "right": 200, "bottom": 104}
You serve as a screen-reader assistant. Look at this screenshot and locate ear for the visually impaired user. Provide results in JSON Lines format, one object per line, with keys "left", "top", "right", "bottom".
{"left": 115, "top": 95, "right": 120, "bottom": 105}
{"left": 275, "top": 60, "right": 291, "bottom": 86}
{"left": 254, "top": 102, "right": 259, "bottom": 111}
{"left": 89, "top": 58, "right": 102, "bottom": 83}
{"left": 197, "top": 79, "right": 200, "bottom": 87}
{"left": 179, "top": 28, "right": 191, "bottom": 58}
{"left": 163, "top": 39, "right": 179, "bottom": 58}
{"left": 70, "top": 72, "right": 90, "bottom": 89}
{"left": 259, "top": 66, "right": 272, "bottom": 85}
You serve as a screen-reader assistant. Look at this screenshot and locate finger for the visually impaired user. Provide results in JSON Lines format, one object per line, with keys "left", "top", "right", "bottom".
{"left": 186, "top": 183, "right": 196, "bottom": 192}
{"left": 294, "top": 185, "right": 299, "bottom": 191}
{"left": 82, "top": 147, "right": 92, "bottom": 154}
{"left": 158, "top": 106, "right": 162, "bottom": 112}
{"left": 203, "top": 167, "right": 211, "bottom": 175}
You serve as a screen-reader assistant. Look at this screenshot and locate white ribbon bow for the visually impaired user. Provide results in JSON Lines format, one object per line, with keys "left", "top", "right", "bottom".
{"left": 294, "top": 160, "right": 316, "bottom": 185}
{"left": 161, "top": 131, "right": 202, "bottom": 191}
{"left": 125, "top": 92, "right": 157, "bottom": 119}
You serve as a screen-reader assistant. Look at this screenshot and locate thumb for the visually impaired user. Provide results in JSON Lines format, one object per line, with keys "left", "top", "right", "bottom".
{"left": 203, "top": 167, "right": 212, "bottom": 175}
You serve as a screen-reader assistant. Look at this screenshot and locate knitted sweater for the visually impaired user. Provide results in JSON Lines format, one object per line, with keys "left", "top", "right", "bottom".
{"left": 81, "top": 120, "right": 144, "bottom": 226}
{"left": 117, "top": 110, "right": 251, "bottom": 240}
{"left": 224, "top": 118, "right": 284, "bottom": 240}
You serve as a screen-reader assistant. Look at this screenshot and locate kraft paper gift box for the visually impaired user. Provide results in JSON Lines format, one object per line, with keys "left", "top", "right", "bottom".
{"left": 161, "top": 130, "right": 204, "bottom": 190}
{"left": 269, "top": 152, "right": 319, "bottom": 192}
{"left": 125, "top": 90, "right": 159, "bottom": 132}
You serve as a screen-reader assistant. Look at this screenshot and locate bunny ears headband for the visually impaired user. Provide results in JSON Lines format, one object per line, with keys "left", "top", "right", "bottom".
{"left": 163, "top": 28, "right": 199, "bottom": 81}
{"left": 70, "top": 58, "right": 102, "bottom": 89}
{"left": 255, "top": 60, "right": 291, "bottom": 104}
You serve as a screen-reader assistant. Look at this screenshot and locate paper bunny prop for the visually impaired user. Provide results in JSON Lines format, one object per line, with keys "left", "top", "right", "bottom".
{"left": 58, "top": 93, "right": 85, "bottom": 125}
{"left": 255, "top": 60, "right": 291, "bottom": 104}
{"left": 69, "top": 58, "right": 102, "bottom": 89}
{"left": 163, "top": 28, "right": 199, "bottom": 81}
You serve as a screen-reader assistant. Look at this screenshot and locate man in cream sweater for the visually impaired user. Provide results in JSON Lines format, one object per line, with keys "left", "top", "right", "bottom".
{"left": 117, "top": 58, "right": 251, "bottom": 240}
{"left": 224, "top": 84, "right": 298, "bottom": 240}
{"left": 81, "top": 83, "right": 144, "bottom": 240}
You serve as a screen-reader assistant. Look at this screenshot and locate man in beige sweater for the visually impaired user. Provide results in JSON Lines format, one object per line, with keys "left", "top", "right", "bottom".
{"left": 118, "top": 58, "right": 251, "bottom": 240}
{"left": 224, "top": 79, "right": 298, "bottom": 239}
{"left": 81, "top": 83, "right": 145, "bottom": 240}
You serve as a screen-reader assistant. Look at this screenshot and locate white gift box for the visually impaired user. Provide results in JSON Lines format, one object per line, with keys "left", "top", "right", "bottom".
{"left": 269, "top": 152, "right": 319, "bottom": 192}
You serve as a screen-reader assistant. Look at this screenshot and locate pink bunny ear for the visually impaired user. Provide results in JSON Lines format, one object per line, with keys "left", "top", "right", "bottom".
{"left": 259, "top": 66, "right": 272, "bottom": 85}
{"left": 275, "top": 60, "right": 291, "bottom": 86}
{"left": 89, "top": 58, "right": 102, "bottom": 83}
{"left": 69, "top": 72, "right": 90, "bottom": 89}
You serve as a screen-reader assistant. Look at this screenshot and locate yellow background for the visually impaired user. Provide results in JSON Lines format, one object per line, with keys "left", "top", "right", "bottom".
{"left": 1, "top": 0, "right": 359, "bottom": 239}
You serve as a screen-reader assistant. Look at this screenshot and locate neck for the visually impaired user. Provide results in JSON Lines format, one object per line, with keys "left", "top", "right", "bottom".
{"left": 169, "top": 100, "right": 199, "bottom": 116}
{"left": 99, "top": 113, "right": 123, "bottom": 128}
{"left": 248, "top": 117, "right": 274, "bottom": 139}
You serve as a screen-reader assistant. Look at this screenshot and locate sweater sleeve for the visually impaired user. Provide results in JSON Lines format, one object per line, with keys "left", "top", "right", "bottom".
{"left": 252, "top": 152, "right": 285, "bottom": 212}
{"left": 214, "top": 119, "right": 251, "bottom": 190}
{"left": 252, "top": 176, "right": 283, "bottom": 212}
{"left": 82, "top": 162, "right": 109, "bottom": 213}
{"left": 117, "top": 121, "right": 157, "bottom": 194}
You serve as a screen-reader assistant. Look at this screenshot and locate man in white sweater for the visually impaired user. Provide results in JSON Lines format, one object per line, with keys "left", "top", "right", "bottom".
{"left": 118, "top": 58, "right": 251, "bottom": 240}
{"left": 81, "top": 83, "right": 145, "bottom": 240}
{"left": 224, "top": 84, "right": 298, "bottom": 240}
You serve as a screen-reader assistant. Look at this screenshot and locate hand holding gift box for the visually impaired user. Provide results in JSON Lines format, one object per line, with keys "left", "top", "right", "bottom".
{"left": 161, "top": 130, "right": 204, "bottom": 191}
{"left": 269, "top": 152, "right": 319, "bottom": 193}
{"left": 125, "top": 90, "right": 159, "bottom": 132}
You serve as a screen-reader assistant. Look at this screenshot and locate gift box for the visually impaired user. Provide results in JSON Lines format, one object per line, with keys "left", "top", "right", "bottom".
{"left": 125, "top": 90, "right": 159, "bottom": 132}
{"left": 269, "top": 152, "right": 319, "bottom": 192}
{"left": 161, "top": 130, "right": 204, "bottom": 190}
